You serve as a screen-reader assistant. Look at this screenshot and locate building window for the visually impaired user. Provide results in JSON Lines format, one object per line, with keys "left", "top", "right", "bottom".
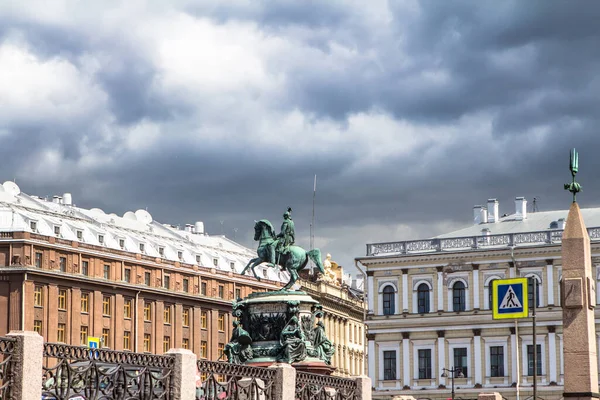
{"left": 382, "top": 285, "right": 395, "bottom": 315}
{"left": 139, "top": 243, "right": 145, "bottom": 253}
{"left": 54, "top": 226, "right": 61, "bottom": 236}
{"left": 177, "top": 251, "right": 183, "bottom": 260}
{"left": 57, "top": 323, "right": 66, "bottom": 343}
{"left": 98, "top": 234, "right": 104, "bottom": 244}
{"left": 452, "top": 281, "right": 466, "bottom": 312}
{"left": 183, "top": 278, "right": 189, "bottom": 293}
{"left": 81, "top": 293, "right": 89, "bottom": 313}
{"left": 124, "top": 331, "right": 131, "bottom": 350}
{"left": 490, "top": 346, "right": 504, "bottom": 377}
{"left": 102, "top": 296, "right": 111, "bottom": 316}
{"left": 59, "top": 257, "right": 66, "bottom": 272}
{"left": 528, "top": 277, "right": 540, "bottom": 308}
{"left": 453, "top": 347, "right": 468, "bottom": 377}
{"left": 201, "top": 282, "right": 207, "bottom": 296}
{"left": 218, "top": 285, "right": 224, "bottom": 299}
{"left": 235, "top": 288, "right": 241, "bottom": 299}
{"left": 34, "top": 320, "right": 42, "bottom": 334}
{"left": 144, "top": 334, "right": 151, "bottom": 352}
{"left": 213, "top": 258, "right": 218, "bottom": 267}
{"left": 145, "top": 272, "right": 151, "bottom": 286}
{"left": 102, "top": 329, "right": 110, "bottom": 348}
{"left": 182, "top": 338, "right": 189, "bottom": 349}
{"left": 124, "top": 298, "right": 132, "bottom": 319}
{"left": 103, "top": 264, "right": 110, "bottom": 279}
{"left": 144, "top": 303, "right": 152, "bottom": 321}
{"left": 196, "top": 255, "right": 201, "bottom": 264}
{"left": 35, "top": 252, "right": 42, "bottom": 268}
{"left": 81, "top": 260, "right": 89, "bottom": 276}
{"left": 158, "top": 247, "right": 165, "bottom": 257}
{"left": 182, "top": 308, "right": 189, "bottom": 327}
{"left": 164, "top": 306, "right": 172, "bottom": 324}
{"left": 163, "top": 336, "right": 171, "bottom": 353}
{"left": 124, "top": 269, "right": 131, "bottom": 283}
{"left": 201, "top": 311, "right": 207, "bottom": 329}
{"left": 487, "top": 279, "right": 497, "bottom": 310}
{"left": 417, "top": 283, "right": 430, "bottom": 314}
{"left": 34, "top": 285, "right": 43, "bottom": 307}
{"left": 30, "top": 221, "right": 37, "bottom": 231}
{"left": 76, "top": 230, "right": 83, "bottom": 240}
{"left": 418, "top": 349, "right": 432, "bottom": 379}
{"left": 119, "top": 239, "right": 125, "bottom": 249}
{"left": 200, "top": 341, "right": 207, "bottom": 358}
{"left": 80, "top": 326, "right": 88, "bottom": 345}
{"left": 164, "top": 275, "right": 170, "bottom": 290}
{"left": 383, "top": 351, "right": 396, "bottom": 380}
{"left": 527, "top": 344, "right": 542, "bottom": 376}
{"left": 218, "top": 313, "right": 225, "bottom": 331}
{"left": 230, "top": 262, "right": 235, "bottom": 270}
{"left": 58, "top": 289, "right": 67, "bottom": 310}
{"left": 218, "top": 343, "right": 224, "bottom": 358}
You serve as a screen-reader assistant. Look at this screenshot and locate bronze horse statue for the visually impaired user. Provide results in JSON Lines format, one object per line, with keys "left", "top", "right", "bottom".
{"left": 241, "top": 220, "right": 325, "bottom": 290}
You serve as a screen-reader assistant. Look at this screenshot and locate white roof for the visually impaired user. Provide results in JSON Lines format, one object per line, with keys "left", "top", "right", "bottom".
{"left": 0, "top": 182, "right": 287, "bottom": 283}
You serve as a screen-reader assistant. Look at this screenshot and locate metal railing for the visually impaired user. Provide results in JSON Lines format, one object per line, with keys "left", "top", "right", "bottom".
{"left": 196, "top": 360, "right": 275, "bottom": 399}
{"left": 295, "top": 371, "right": 357, "bottom": 400}
{"left": 0, "top": 337, "right": 16, "bottom": 400}
{"left": 366, "top": 227, "right": 600, "bottom": 256}
{"left": 42, "top": 343, "right": 174, "bottom": 400}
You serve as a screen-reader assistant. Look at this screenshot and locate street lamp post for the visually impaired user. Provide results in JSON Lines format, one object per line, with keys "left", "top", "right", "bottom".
{"left": 441, "top": 367, "right": 464, "bottom": 400}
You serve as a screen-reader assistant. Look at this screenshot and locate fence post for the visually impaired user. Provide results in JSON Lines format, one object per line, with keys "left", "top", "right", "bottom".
{"left": 166, "top": 348, "right": 197, "bottom": 400}
{"left": 268, "top": 363, "right": 296, "bottom": 400}
{"left": 354, "top": 375, "right": 372, "bottom": 400}
{"left": 7, "top": 330, "right": 43, "bottom": 400}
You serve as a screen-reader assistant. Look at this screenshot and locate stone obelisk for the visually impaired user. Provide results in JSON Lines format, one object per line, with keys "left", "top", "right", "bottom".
{"left": 562, "top": 149, "right": 598, "bottom": 400}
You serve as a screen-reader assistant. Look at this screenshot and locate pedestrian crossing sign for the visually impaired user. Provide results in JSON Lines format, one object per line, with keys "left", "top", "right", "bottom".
{"left": 88, "top": 337, "right": 100, "bottom": 349}
{"left": 492, "top": 278, "right": 529, "bottom": 319}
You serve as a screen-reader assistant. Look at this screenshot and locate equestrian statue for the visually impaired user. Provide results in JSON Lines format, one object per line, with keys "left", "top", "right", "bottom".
{"left": 241, "top": 207, "right": 325, "bottom": 290}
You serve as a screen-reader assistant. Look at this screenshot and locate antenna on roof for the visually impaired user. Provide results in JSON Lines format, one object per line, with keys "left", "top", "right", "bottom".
{"left": 220, "top": 220, "right": 224, "bottom": 235}
{"left": 532, "top": 197, "right": 539, "bottom": 213}
{"left": 233, "top": 228, "right": 238, "bottom": 240}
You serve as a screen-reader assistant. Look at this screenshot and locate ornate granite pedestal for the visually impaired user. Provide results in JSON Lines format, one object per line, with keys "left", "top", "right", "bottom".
{"left": 224, "top": 291, "right": 336, "bottom": 374}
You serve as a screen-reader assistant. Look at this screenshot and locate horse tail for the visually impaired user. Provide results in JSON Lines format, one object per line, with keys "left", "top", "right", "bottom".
{"left": 307, "top": 249, "right": 325, "bottom": 275}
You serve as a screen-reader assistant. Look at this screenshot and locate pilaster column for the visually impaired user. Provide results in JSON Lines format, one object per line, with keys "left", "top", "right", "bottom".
{"left": 473, "top": 267, "right": 480, "bottom": 310}
{"left": 546, "top": 261, "right": 555, "bottom": 305}
{"left": 510, "top": 327, "right": 518, "bottom": 384}
{"left": 437, "top": 331, "right": 446, "bottom": 387}
{"left": 367, "top": 334, "right": 375, "bottom": 381}
{"left": 473, "top": 329, "right": 482, "bottom": 385}
{"left": 344, "top": 321, "right": 350, "bottom": 373}
{"left": 437, "top": 268, "right": 444, "bottom": 311}
{"left": 596, "top": 265, "right": 600, "bottom": 306}
{"left": 509, "top": 262, "right": 516, "bottom": 278}
{"left": 367, "top": 274, "right": 374, "bottom": 313}
{"left": 548, "top": 326, "right": 557, "bottom": 383}
{"left": 402, "top": 332, "right": 410, "bottom": 387}
{"left": 402, "top": 271, "right": 408, "bottom": 313}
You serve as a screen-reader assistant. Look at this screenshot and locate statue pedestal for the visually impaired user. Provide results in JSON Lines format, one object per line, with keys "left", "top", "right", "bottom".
{"left": 226, "top": 291, "right": 336, "bottom": 374}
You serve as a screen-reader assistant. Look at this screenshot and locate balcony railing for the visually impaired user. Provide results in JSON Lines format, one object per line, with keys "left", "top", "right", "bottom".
{"left": 366, "top": 227, "right": 600, "bottom": 256}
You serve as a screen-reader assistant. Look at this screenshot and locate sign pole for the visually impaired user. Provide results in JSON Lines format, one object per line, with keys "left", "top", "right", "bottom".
{"left": 515, "top": 319, "right": 520, "bottom": 400}
{"left": 532, "top": 278, "right": 537, "bottom": 400}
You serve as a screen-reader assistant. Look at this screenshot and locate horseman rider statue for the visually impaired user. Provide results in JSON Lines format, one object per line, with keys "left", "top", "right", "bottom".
{"left": 275, "top": 207, "right": 295, "bottom": 269}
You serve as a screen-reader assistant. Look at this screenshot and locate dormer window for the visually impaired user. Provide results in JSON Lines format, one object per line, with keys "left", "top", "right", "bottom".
{"left": 158, "top": 247, "right": 165, "bottom": 257}
{"left": 30, "top": 221, "right": 37, "bottom": 232}
{"left": 54, "top": 226, "right": 61, "bottom": 237}
{"left": 139, "top": 243, "right": 145, "bottom": 253}
{"left": 76, "top": 230, "right": 83, "bottom": 240}
{"left": 262, "top": 269, "right": 268, "bottom": 278}
{"left": 119, "top": 239, "right": 125, "bottom": 249}
{"left": 177, "top": 251, "right": 183, "bottom": 260}
{"left": 196, "top": 255, "right": 201, "bottom": 264}
{"left": 230, "top": 262, "right": 235, "bottom": 270}
{"left": 98, "top": 235, "right": 104, "bottom": 244}
{"left": 213, "top": 258, "right": 218, "bottom": 267}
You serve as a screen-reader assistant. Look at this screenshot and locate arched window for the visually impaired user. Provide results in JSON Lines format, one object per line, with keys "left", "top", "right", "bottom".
{"left": 488, "top": 279, "right": 497, "bottom": 310}
{"left": 382, "top": 286, "right": 395, "bottom": 315}
{"left": 528, "top": 277, "right": 540, "bottom": 308}
{"left": 453, "top": 281, "right": 466, "bottom": 312}
{"left": 417, "top": 283, "right": 430, "bottom": 314}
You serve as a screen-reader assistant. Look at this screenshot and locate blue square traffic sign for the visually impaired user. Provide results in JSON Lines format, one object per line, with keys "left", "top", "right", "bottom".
{"left": 492, "top": 278, "right": 529, "bottom": 319}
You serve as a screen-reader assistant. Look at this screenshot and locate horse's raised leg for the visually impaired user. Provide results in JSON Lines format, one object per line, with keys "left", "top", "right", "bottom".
{"left": 241, "top": 258, "right": 262, "bottom": 280}
{"left": 282, "top": 268, "right": 299, "bottom": 291}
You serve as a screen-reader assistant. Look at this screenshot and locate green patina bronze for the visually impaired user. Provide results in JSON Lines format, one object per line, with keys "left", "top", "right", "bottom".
{"left": 564, "top": 148, "right": 582, "bottom": 203}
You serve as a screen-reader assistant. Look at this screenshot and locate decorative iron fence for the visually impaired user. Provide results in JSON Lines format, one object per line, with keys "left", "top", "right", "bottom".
{"left": 42, "top": 343, "right": 175, "bottom": 400}
{"left": 295, "top": 371, "right": 357, "bottom": 400}
{"left": 196, "top": 360, "right": 275, "bottom": 400}
{"left": 0, "top": 337, "right": 17, "bottom": 400}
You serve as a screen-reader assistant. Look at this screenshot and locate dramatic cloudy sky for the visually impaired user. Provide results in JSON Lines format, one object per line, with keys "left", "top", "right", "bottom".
{"left": 1, "top": 1, "right": 600, "bottom": 275}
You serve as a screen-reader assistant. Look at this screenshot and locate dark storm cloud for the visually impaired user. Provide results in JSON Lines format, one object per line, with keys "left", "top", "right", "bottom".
{"left": 3, "top": 1, "right": 600, "bottom": 272}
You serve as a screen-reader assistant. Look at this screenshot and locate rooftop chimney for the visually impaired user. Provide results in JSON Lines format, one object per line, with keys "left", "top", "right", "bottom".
{"left": 52, "top": 195, "right": 62, "bottom": 204}
{"left": 184, "top": 224, "right": 193, "bottom": 233}
{"left": 62, "top": 193, "right": 72, "bottom": 206}
{"left": 194, "top": 221, "right": 205, "bottom": 234}
{"left": 514, "top": 197, "right": 527, "bottom": 221}
{"left": 487, "top": 199, "right": 499, "bottom": 223}
{"left": 473, "top": 206, "right": 488, "bottom": 224}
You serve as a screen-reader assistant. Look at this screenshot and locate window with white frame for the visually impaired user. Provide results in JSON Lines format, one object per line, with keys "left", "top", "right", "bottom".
{"left": 412, "top": 341, "right": 436, "bottom": 384}
{"left": 383, "top": 351, "right": 397, "bottom": 380}
{"left": 448, "top": 341, "right": 471, "bottom": 379}
{"left": 418, "top": 349, "right": 432, "bottom": 379}
{"left": 490, "top": 346, "right": 504, "bottom": 377}
{"left": 453, "top": 347, "right": 468, "bottom": 377}
{"left": 521, "top": 336, "right": 546, "bottom": 381}
{"left": 412, "top": 279, "right": 433, "bottom": 314}
{"left": 527, "top": 276, "right": 541, "bottom": 308}
{"left": 484, "top": 276, "right": 502, "bottom": 310}
{"left": 527, "top": 344, "right": 542, "bottom": 376}
{"left": 378, "top": 344, "right": 400, "bottom": 384}
{"left": 484, "top": 337, "right": 508, "bottom": 379}
{"left": 382, "top": 285, "right": 395, "bottom": 315}
{"left": 521, "top": 271, "right": 544, "bottom": 307}
{"left": 447, "top": 277, "right": 469, "bottom": 312}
